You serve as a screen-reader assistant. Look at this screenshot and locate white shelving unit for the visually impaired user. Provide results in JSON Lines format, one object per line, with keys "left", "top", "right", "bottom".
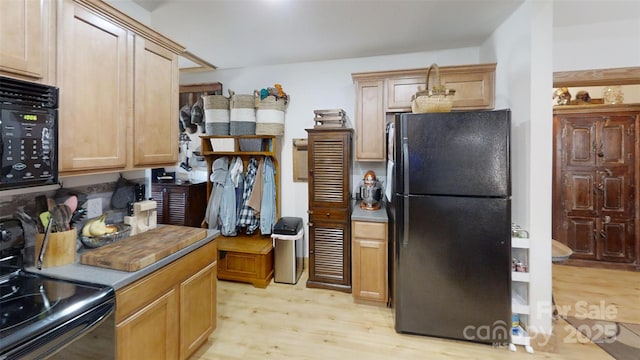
{"left": 510, "top": 235, "right": 534, "bottom": 354}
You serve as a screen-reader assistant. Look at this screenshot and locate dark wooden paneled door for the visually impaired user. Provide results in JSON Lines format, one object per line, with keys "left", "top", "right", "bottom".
{"left": 554, "top": 111, "right": 636, "bottom": 265}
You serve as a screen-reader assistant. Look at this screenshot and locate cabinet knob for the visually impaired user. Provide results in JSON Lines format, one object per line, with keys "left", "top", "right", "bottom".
{"left": 309, "top": 222, "right": 313, "bottom": 227}
{"left": 326, "top": 212, "right": 330, "bottom": 217}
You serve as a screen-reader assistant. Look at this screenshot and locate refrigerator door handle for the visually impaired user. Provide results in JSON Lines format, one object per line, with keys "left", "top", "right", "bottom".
{"left": 403, "top": 197, "right": 409, "bottom": 246}
{"left": 402, "top": 139, "right": 409, "bottom": 192}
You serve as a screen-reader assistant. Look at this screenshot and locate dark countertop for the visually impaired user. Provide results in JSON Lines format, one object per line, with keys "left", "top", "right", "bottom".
{"left": 25, "top": 228, "right": 219, "bottom": 290}
{"left": 351, "top": 200, "right": 388, "bottom": 223}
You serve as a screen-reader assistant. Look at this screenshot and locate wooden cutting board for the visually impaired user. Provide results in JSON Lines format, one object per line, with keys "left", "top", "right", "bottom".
{"left": 79, "top": 225, "right": 208, "bottom": 272}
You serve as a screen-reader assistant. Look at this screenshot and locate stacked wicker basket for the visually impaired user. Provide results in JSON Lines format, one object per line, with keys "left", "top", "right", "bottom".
{"left": 202, "top": 88, "right": 288, "bottom": 136}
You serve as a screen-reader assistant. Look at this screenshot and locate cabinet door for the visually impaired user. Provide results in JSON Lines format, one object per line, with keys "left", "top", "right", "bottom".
{"left": 152, "top": 185, "right": 187, "bottom": 225}
{"left": 565, "top": 216, "right": 597, "bottom": 260}
{"left": 134, "top": 36, "right": 179, "bottom": 167}
{"left": 308, "top": 220, "right": 350, "bottom": 288}
{"left": 180, "top": 263, "right": 217, "bottom": 360}
{"left": 58, "top": 0, "right": 129, "bottom": 172}
{"left": 308, "top": 130, "right": 352, "bottom": 209}
{"left": 354, "top": 80, "right": 385, "bottom": 161}
{"left": 440, "top": 70, "right": 495, "bottom": 110}
{"left": 116, "top": 289, "right": 179, "bottom": 360}
{"left": 562, "top": 117, "right": 597, "bottom": 168}
{"left": 0, "top": 0, "right": 44, "bottom": 79}
{"left": 386, "top": 76, "right": 425, "bottom": 111}
{"left": 599, "top": 218, "right": 635, "bottom": 263}
{"left": 352, "top": 221, "right": 387, "bottom": 303}
{"left": 596, "top": 115, "right": 635, "bottom": 168}
{"left": 151, "top": 185, "right": 167, "bottom": 224}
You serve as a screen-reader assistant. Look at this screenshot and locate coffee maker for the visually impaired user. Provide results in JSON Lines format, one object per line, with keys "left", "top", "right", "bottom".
{"left": 359, "top": 170, "right": 382, "bottom": 210}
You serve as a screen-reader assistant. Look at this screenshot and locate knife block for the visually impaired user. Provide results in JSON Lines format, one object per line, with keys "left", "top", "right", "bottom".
{"left": 35, "top": 228, "right": 77, "bottom": 268}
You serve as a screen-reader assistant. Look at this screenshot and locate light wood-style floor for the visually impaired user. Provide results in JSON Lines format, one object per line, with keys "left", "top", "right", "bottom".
{"left": 191, "top": 264, "right": 639, "bottom": 359}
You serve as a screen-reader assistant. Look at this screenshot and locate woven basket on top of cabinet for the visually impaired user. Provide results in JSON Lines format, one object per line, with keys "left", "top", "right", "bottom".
{"left": 203, "top": 94, "right": 230, "bottom": 135}
{"left": 229, "top": 91, "right": 256, "bottom": 135}
{"left": 254, "top": 93, "right": 288, "bottom": 136}
{"left": 411, "top": 63, "right": 456, "bottom": 113}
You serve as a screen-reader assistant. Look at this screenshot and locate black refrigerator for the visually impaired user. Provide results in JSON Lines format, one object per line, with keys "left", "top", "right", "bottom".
{"left": 389, "top": 110, "right": 512, "bottom": 345}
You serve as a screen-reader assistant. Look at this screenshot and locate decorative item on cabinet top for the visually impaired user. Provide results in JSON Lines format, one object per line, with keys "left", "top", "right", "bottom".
{"left": 313, "top": 109, "right": 347, "bottom": 128}
{"left": 411, "top": 63, "right": 456, "bottom": 113}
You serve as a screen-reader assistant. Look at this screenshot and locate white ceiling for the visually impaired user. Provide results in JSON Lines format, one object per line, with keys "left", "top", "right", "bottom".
{"left": 129, "top": 0, "right": 639, "bottom": 70}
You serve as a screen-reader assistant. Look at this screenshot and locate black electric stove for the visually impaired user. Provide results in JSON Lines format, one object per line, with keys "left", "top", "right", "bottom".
{"left": 0, "top": 218, "right": 115, "bottom": 360}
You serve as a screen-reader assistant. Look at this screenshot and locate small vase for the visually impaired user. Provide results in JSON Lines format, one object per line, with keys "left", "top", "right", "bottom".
{"left": 602, "top": 86, "right": 624, "bottom": 104}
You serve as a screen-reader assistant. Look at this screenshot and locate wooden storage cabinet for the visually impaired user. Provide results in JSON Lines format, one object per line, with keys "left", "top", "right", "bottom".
{"left": 306, "top": 128, "right": 353, "bottom": 292}
{"left": 552, "top": 105, "right": 639, "bottom": 269}
{"left": 352, "top": 220, "right": 388, "bottom": 305}
{"left": 116, "top": 240, "right": 217, "bottom": 360}
{"left": 216, "top": 237, "right": 274, "bottom": 288}
{"left": 152, "top": 182, "right": 207, "bottom": 227}
{"left": 352, "top": 63, "right": 496, "bottom": 161}
{"left": 0, "top": 0, "right": 53, "bottom": 82}
{"left": 57, "top": 0, "right": 183, "bottom": 175}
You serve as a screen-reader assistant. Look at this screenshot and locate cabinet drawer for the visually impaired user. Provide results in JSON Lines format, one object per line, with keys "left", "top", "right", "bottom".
{"left": 116, "top": 241, "right": 216, "bottom": 323}
{"left": 353, "top": 221, "right": 387, "bottom": 241}
{"left": 309, "top": 208, "right": 349, "bottom": 223}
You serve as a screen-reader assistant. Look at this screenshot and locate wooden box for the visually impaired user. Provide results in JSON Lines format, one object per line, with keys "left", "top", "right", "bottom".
{"left": 217, "top": 236, "right": 274, "bottom": 288}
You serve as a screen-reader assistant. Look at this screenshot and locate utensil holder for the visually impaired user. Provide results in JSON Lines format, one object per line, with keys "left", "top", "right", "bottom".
{"left": 35, "top": 228, "right": 77, "bottom": 268}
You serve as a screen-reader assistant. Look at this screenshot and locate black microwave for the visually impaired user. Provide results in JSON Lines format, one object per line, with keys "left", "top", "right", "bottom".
{"left": 0, "top": 76, "right": 58, "bottom": 190}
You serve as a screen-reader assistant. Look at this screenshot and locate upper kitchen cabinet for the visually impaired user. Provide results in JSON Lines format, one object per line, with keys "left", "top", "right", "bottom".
{"left": 352, "top": 63, "right": 496, "bottom": 161}
{"left": 133, "top": 36, "right": 179, "bottom": 167}
{"left": 0, "top": 0, "right": 54, "bottom": 83}
{"left": 354, "top": 79, "right": 385, "bottom": 161}
{"left": 57, "top": 0, "right": 184, "bottom": 175}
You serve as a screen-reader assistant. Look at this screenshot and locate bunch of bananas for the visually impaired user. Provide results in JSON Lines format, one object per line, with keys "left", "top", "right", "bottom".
{"left": 82, "top": 215, "right": 117, "bottom": 237}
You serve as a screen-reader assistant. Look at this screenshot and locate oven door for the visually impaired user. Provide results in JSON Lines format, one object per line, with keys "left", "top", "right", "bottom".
{"left": 0, "top": 273, "right": 115, "bottom": 360}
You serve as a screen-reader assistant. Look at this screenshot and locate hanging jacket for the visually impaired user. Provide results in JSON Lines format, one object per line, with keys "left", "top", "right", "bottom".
{"left": 247, "top": 158, "right": 264, "bottom": 217}
{"left": 204, "top": 157, "right": 228, "bottom": 230}
{"left": 220, "top": 170, "right": 237, "bottom": 236}
{"left": 220, "top": 157, "right": 243, "bottom": 236}
{"left": 260, "top": 157, "right": 276, "bottom": 235}
{"left": 237, "top": 157, "right": 259, "bottom": 234}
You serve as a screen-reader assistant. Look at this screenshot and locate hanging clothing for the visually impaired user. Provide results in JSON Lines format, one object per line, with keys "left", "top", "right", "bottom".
{"left": 220, "top": 170, "right": 237, "bottom": 236}
{"left": 229, "top": 156, "right": 244, "bottom": 221}
{"left": 204, "top": 157, "right": 229, "bottom": 230}
{"left": 247, "top": 158, "right": 264, "bottom": 217}
{"left": 237, "top": 157, "right": 259, "bottom": 234}
{"left": 260, "top": 157, "right": 276, "bottom": 235}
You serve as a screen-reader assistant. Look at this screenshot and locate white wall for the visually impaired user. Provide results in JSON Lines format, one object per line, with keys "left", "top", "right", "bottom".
{"left": 181, "top": 48, "right": 481, "bottom": 251}
{"left": 480, "top": 0, "right": 554, "bottom": 337}
{"left": 553, "top": 17, "right": 640, "bottom": 72}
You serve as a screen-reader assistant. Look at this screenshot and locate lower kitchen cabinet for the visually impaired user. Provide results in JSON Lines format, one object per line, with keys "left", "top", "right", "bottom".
{"left": 180, "top": 262, "right": 218, "bottom": 359}
{"left": 352, "top": 220, "right": 388, "bottom": 305}
{"left": 152, "top": 182, "right": 207, "bottom": 227}
{"left": 115, "top": 240, "right": 217, "bottom": 360}
{"left": 116, "top": 289, "right": 179, "bottom": 359}
{"left": 308, "top": 219, "right": 351, "bottom": 292}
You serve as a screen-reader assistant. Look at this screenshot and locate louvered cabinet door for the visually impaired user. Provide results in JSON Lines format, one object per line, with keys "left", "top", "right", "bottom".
{"left": 307, "top": 129, "right": 353, "bottom": 209}
{"left": 306, "top": 128, "right": 353, "bottom": 292}
{"left": 308, "top": 219, "right": 351, "bottom": 291}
